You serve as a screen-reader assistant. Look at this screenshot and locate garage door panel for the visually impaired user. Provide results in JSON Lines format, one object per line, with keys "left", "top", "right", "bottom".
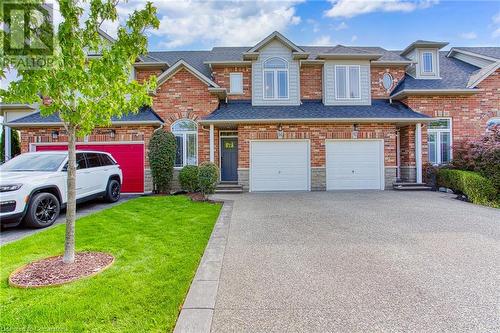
{"left": 251, "top": 141, "right": 309, "bottom": 192}
{"left": 326, "top": 140, "right": 383, "bottom": 190}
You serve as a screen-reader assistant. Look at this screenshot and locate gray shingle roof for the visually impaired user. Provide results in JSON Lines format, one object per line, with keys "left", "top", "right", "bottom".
{"left": 391, "top": 51, "right": 480, "bottom": 95}
{"left": 452, "top": 47, "right": 500, "bottom": 60}
{"left": 202, "top": 99, "right": 429, "bottom": 122}
{"left": 145, "top": 51, "right": 213, "bottom": 77}
{"left": 9, "top": 106, "right": 164, "bottom": 124}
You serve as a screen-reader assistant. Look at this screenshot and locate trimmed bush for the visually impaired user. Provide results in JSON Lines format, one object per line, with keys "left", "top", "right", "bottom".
{"left": 148, "top": 129, "right": 176, "bottom": 193}
{"left": 179, "top": 165, "right": 199, "bottom": 192}
{"left": 437, "top": 169, "right": 498, "bottom": 206}
{"left": 198, "top": 162, "right": 219, "bottom": 197}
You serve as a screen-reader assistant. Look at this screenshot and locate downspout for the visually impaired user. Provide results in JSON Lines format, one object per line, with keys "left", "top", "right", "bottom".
{"left": 396, "top": 128, "right": 401, "bottom": 181}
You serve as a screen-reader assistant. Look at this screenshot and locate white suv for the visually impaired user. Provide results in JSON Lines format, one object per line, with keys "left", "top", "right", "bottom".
{"left": 0, "top": 151, "right": 122, "bottom": 228}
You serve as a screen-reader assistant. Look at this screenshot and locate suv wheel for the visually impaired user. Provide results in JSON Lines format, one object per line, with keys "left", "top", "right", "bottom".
{"left": 24, "top": 192, "right": 60, "bottom": 228}
{"left": 104, "top": 179, "right": 121, "bottom": 203}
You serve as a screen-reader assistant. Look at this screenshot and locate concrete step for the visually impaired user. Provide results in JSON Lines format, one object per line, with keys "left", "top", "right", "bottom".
{"left": 214, "top": 188, "right": 244, "bottom": 194}
{"left": 393, "top": 183, "right": 432, "bottom": 191}
{"left": 215, "top": 183, "right": 243, "bottom": 194}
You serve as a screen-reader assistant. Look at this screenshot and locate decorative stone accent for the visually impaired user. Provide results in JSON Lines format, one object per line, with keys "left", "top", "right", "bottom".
{"left": 237, "top": 168, "right": 249, "bottom": 191}
{"left": 171, "top": 169, "right": 181, "bottom": 193}
{"left": 144, "top": 169, "right": 153, "bottom": 193}
{"left": 400, "top": 166, "right": 417, "bottom": 182}
{"left": 384, "top": 167, "right": 398, "bottom": 189}
{"left": 311, "top": 167, "right": 326, "bottom": 191}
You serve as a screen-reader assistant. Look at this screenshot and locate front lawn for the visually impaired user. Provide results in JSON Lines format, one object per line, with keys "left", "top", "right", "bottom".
{"left": 0, "top": 196, "right": 221, "bottom": 332}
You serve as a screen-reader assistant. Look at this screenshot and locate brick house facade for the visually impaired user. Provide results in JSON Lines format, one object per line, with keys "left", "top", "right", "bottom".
{"left": 4, "top": 32, "right": 498, "bottom": 193}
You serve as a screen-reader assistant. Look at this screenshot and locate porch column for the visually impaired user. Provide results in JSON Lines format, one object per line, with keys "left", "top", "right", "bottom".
{"left": 4, "top": 125, "right": 11, "bottom": 161}
{"left": 415, "top": 123, "right": 422, "bottom": 183}
{"left": 209, "top": 124, "right": 214, "bottom": 163}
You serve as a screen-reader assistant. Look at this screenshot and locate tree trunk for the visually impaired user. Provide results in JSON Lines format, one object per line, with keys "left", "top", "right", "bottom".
{"left": 63, "top": 125, "right": 77, "bottom": 264}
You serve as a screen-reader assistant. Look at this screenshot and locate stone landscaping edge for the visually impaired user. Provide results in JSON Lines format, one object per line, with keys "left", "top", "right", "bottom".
{"left": 173, "top": 200, "right": 233, "bottom": 333}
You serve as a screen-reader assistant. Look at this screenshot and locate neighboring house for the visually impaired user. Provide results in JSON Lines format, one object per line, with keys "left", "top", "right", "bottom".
{"left": 1, "top": 31, "right": 499, "bottom": 193}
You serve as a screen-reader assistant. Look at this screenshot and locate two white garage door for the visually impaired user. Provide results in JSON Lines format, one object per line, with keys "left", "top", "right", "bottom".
{"left": 250, "top": 140, "right": 383, "bottom": 191}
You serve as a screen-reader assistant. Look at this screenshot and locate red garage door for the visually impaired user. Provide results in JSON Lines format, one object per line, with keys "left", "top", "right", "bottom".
{"left": 34, "top": 143, "right": 144, "bottom": 193}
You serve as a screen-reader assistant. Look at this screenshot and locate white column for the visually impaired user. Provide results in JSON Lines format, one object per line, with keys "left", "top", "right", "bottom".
{"left": 4, "top": 125, "right": 11, "bottom": 161}
{"left": 209, "top": 124, "right": 215, "bottom": 163}
{"left": 415, "top": 123, "right": 422, "bottom": 183}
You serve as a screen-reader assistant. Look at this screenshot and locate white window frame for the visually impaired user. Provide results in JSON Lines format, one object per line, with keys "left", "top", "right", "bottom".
{"left": 171, "top": 119, "right": 198, "bottom": 168}
{"left": 262, "top": 57, "right": 289, "bottom": 100}
{"left": 486, "top": 117, "right": 500, "bottom": 131}
{"left": 420, "top": 50, "right": 437, "bottom": 76}
{"left": 382, "top": 72, "right": 393, "bottom": 91}
{"left": 334, "top": 65, "right": 361, "bottom": 100}
{"left": 229, "top": 72, "right": 243, "bottom": 94}
{"left": 427, "top": 117, "right": 453, "bottom": 165}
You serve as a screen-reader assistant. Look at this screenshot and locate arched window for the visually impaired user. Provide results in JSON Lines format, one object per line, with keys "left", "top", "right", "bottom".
{"left": 171, "top": 119, "right": 197, "bottom": 167}
{"left": 486, "top": 117, "right": 500, "bottom": 130}
{"left": 263, "top": 57, "right": 288, "bottom": 99}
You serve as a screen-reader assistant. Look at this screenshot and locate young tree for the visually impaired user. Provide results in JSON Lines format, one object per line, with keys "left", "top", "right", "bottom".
{"left": 1, "top": 0, "right": 159, "bottom": 263}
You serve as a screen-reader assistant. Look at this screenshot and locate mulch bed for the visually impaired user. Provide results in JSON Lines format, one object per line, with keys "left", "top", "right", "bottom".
{"left": 9, "top": 252, "right": 114, "bottom": 288}
{"left": 186, "top": 192, "right": 206, "bottom": 202}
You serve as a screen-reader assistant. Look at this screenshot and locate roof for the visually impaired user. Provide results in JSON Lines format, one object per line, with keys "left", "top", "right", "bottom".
{"left": 8, "top": 106, "right": 164, "bottom": 126}
{"left": 391, "top": 51, "right": 481, "bottom": 96}
{"left": 400, "top": 40, "right": 449, "bottom": 56}
{"left": 143, "top": 51, "right": 213, "bottom": 77}
{"left": 200, "top": 99, "right": 429, "bottom": 123}
{"left": 451, "top": 47, "right": 500, "bottom": 60}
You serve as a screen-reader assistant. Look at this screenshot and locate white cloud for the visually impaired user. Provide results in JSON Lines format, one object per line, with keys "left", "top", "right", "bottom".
{"left": 459, "top": 32, "right": 477, "bottom": 40}
{"left": 493, "top": 12, "right": 500, "bottom": 38}
{"left": 351, "top": 35, "right": 358, "bottom": 42}
{"left": 113, "top": 0, "right": 303, "bottom": 48}
{"left": 325, "top": 0, "right": 438, "bottom": 18}
{"left": 334, "top": 21, "right": 348, "bottom": 30}
{"left": 493, "top": 12, "right": 500, "bottom": 24}
{"left": 493, "top": 27, "right": 500, "bottom": 38}
{"left": 312, "top": 35, "right": 334, "bottom": 46}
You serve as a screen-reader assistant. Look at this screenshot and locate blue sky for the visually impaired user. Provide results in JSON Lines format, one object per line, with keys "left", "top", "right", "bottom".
{"left": 141, "top": 0, "right": 500, "bottom": 51}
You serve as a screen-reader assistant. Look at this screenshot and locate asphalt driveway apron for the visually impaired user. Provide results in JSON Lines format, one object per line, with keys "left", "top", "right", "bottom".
{"left": 211, "top": 191, "right": 500, "bottom": 332}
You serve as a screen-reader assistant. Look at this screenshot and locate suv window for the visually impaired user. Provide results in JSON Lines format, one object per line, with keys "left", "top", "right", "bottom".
{"left": 99, "top": 154, "right": 116, "bottom": 166}
{"left": 76, "top": 153, "right": 87, "bottom": 169}
{"left": 85, "top": 153, "right": 102, "bottom": 168}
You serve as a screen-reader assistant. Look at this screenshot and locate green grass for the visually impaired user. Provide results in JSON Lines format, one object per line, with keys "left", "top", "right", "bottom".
{"left": 0, "top": 196, "right": 221, "bottom": 332}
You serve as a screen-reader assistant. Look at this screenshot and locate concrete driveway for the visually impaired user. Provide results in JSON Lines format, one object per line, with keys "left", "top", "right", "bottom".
{"left": 211, "top": 191, "right": 500, "bottom": 332}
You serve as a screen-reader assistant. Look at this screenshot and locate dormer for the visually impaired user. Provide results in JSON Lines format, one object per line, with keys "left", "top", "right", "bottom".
{"left": 401, "top": 40, "right": 448, "bottom": 79}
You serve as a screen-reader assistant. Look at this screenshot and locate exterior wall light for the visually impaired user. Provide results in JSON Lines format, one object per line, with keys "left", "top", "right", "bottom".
{"left": 109, "top": 129, "right": 116, "bottom": 138}
{"left": 352, "top": 124, "right": 359, "bottom": 139}
{"left": 277, "top": 124, "right": 284, "bottom": 139}
{"left": 51, "top": 130, "right": 59, "bottom": 140}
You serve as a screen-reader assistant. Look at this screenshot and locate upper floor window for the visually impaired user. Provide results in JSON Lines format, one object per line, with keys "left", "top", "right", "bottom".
{"left": 382, "top": 73, "right": 393, "bottom": 90}
{"left": 229, "top": 73, "right": 243, "bottom": 94}
{"left": 171, "top": 119, "right": 197, "bottom": 167}
{"left": 422, "top": 52, "right": 434, "bottom": 73}
{"left": 335, "top": 65, "right": 360, "bottom": 100}
{"left": 428, "top": 118, "right": 451, "bottom": 165}
{"left": 263, "top": 58, "right": 288, "bottom": 99}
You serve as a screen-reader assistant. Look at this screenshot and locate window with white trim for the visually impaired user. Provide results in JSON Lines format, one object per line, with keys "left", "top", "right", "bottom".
{"left": 428, "top": 118, "right": 452, "bottom": 165}
{"left": 422, "top": 51, "right": 434, "bottom": 73}
{"left": 263, "top": 57, "right": 288, "bottom": 99}
{"left": 229, "top": 73, "right": 243, "bottom": 94}
{"left": 171, "top": 119, "right": 197, "bottom": 167}
{"left": 335, "top": 65, "right": 360, "bottom": 99}
{"left": 486, "top": 117, "right": 500, "bottom": 130}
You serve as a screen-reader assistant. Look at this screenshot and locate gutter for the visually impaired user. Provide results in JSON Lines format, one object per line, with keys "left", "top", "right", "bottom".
{"left": 6, "top": 120, "right": 164, "bottom": 128}
{"left": 198, "top": 117, "right": 431, "bottom": 125}
{"left": 390, "top": 88, "right": 481, "bottom": 99}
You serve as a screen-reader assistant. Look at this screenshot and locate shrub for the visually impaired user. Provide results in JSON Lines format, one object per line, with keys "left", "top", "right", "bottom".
{"left": 148, "top": 129, "right": 176, "bottom": 194}
{"left": 451, "top": 125, "right": 500, "bottom": 191}
{"left": 179, "top": 165, "right": 199, "bottom": 192}
{"left": 437, "top": 169, "right": 498, "bottom": 206}
{"left": 198, "top": 162, "right": 219, "bottom": 197}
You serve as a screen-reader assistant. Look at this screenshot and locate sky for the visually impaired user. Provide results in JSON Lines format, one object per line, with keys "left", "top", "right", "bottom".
{"left": 1, "top": 0, "right": 499, "bottom": 88}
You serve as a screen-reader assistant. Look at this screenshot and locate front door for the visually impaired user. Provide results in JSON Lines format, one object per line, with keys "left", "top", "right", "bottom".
{"left": 221, "top": 137, "right": 238, "bottom": 181}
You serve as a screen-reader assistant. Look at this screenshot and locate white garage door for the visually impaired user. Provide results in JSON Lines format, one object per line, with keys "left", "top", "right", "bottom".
{"left": 326, "top": 140, "right": 384, "bottom": 190}
{"left": 250, "top": 141, "right": 309, "bottom": 191}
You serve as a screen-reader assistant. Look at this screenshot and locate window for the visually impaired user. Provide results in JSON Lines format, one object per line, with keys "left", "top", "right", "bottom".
{"left": 263, "top": 57, "right": 288, "bottom": 99}
{"left": 171, "top": 119, "right": 197, "bottom": 167}
{"left": 428, "top": 118, "right": 452, "bottom": 165}
{"left": 422, "top": 52, "right": 434, "bottom": 73}
{"left": 229, "top": 73, "right": 243, "bottom": 94}
{"left": 382, "top": 73, "right": 393, "bottom": 90}
{"left": 335, "top": 65, "right": 360, "bottom": 99}
{"left": 85, "top": 153, "right": 102, "bottom": 168}
{"left": 486, "top": 117, "right": 500, "bottom": 130}
{"left": 99, "top": 154, "right": 116, "bottom": 166}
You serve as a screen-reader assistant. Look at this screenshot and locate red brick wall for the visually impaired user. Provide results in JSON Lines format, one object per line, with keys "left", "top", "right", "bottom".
{"left": 300, "top": 65, "right": 323, "bottom": 100}
{"left": 237, "top": 123, "right": 397, "bottom": 168}
{"left": 401, "top": 69, "right": 500, "bottom": 152}
{"left": 19, "top": 125, "right": 156, "bottom": 167}
{"left": 211, "top": 65, "right": 252, "bottom": 100}
{"left": 135, "top": 68, "right": 163, "bottom": 83}
{"left": 371, "top": 66, "right": 406, "bottom": 99}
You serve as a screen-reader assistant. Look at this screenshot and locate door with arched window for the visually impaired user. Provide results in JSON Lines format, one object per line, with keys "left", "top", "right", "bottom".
{"left": 171, "top": 119, "right": 197, "bottom": 167}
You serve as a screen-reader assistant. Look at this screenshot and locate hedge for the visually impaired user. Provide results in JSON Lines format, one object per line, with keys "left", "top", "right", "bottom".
{"left": 437, "top": 169, "right": 498, "bottom": 206}
{"left": 179, "top": 165, "right": 199, "bottom": 192}
{"left": 148, "top": 129, "right": 176, "bottom": 193}
{"left": 198, "top": 162, "right": 219, "bottom": 197}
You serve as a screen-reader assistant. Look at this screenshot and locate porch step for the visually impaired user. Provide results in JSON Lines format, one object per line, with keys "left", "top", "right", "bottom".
{"left": 393, "top": 182, "right": 432, "bottom": 191}
{"left": 215, "top": 183, "right": 243, "bottom": 194}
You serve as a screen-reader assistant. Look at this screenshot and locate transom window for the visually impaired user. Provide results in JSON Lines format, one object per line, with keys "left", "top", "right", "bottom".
{"left": 422, "top": 51, "right": 434, "bottom": 73}
{"left": 428, "top": 118, "right": 452, "bottom": 165}
{"left": 229, "top": 73, "right": 243, "bottom": 94}
{"left": 263, "top": 57, "right": 288, "bottom": 99}
{"left": 335, "top": 65, "right": 360, "bottom": 99}
{"left": 171, "top": 119, "right": 197, "bottom": 167}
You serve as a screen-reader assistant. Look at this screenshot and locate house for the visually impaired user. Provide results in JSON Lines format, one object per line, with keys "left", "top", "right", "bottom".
{"left": 2, "top": 32, "right": 499, "bottom": 193}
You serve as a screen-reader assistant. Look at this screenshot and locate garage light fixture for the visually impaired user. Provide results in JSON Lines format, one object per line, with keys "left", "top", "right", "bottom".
{"left": 51, "top": 130, "right": 59, "bottom": 140}
{"left": 109, "top": 129, "right": 116, "bottom": 138}
{"left": 352, "top": 124, "right": 359, "bottom": 139}
{"left": 277, "top": 124, "right": 284, "bottom": 139}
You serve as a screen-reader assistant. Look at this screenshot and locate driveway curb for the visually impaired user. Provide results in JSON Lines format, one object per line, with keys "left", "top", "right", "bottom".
{"left": 173, "top": 200, "right": 233, "bottom": 333}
